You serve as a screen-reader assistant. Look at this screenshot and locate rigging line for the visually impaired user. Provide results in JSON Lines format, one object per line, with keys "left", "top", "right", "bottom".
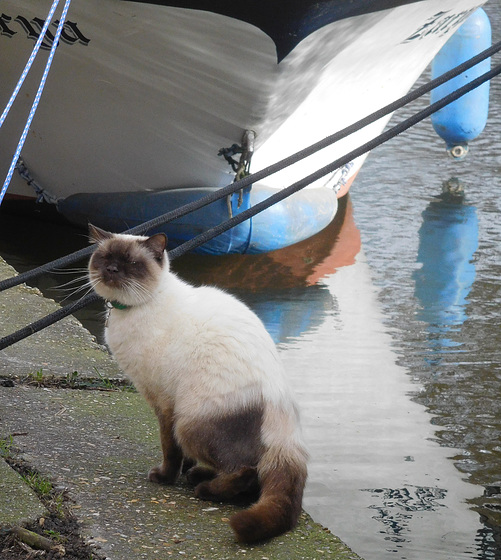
{"left": 0, "top": 0, "right": 61, "bottom": 129}
{"left": 126, "top": 38, "right": 501, "bottom": 236}
{"left": 0, "top": 60, "right": 499, "bottom": 352}
{"left": 1, "top": 36, "right": 500, "bottom": 294}
{"left": 0, "top": 0, "right": 73, "bottom": 207}
{"left": 168, "top": 62, "right": 501, "bottom": 258}
{"left": 0, "top": 247, "right": 94, "bottom": 293}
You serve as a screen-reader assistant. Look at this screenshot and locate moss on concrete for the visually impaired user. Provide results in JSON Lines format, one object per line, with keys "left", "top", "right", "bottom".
{"left": 0, "top": 386, "right": 361, "bottom": 559}
{"left": 0, "top": 459, "right": 48, "bottom": 528}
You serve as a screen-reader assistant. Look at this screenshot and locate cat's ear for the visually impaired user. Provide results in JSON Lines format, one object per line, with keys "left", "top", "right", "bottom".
{"left": 89, "top": 223, "right": 113, "bottom": 244}
{"left": 144, "top": 233, "right": 168, "bottom": 260}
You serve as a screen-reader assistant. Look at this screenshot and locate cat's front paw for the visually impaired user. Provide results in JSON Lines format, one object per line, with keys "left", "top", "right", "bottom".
{"left": 148, "top": 464, "right": 178, "bottom": 485}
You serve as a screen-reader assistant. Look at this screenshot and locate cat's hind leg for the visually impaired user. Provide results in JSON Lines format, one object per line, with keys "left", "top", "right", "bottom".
{"left": 186, "top": 465, "right": 217, "bottom": 486}
{"left": 195, "top": 467, "right": 259, "bottom": 502}
{"left": 181, "top": 457, "right": 196, "bottom": 473}
{"left": 149, "top": 408, "right": 183, "bottom": 484}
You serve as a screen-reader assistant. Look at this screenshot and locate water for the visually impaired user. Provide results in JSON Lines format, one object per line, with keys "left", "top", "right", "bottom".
{"left": 345, "top": 0, "right": 501, "bottom": 555}
{"left": 1, "top": 2, "right": 501, "bottom": 558}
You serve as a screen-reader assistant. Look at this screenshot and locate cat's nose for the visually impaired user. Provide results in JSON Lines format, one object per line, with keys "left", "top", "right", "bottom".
{"left": 106, "top": 264, "right": 119, "bottom": 274}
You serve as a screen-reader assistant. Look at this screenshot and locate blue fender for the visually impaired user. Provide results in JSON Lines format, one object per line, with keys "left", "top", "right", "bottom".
{"left": 431, "top": 8, "right": 491, "bottom": 158}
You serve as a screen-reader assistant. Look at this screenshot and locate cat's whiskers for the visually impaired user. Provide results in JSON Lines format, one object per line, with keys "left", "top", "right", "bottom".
{"left": 56, "top": 277, "right": 98, "bottom": 303}
{"left": 48, "top": 271, "right": 92, "bottom": 299}
{"left": 52, "top": 266, "right": 90, "bottom": 275}
{"left": 53, "top": 275, "right": 91, "bottom": 291}
{"left": 124, "top": 277, "right": 153, "bottom": 304}
{"left": 88, "top": 275, "right": 102, "bottom": 292}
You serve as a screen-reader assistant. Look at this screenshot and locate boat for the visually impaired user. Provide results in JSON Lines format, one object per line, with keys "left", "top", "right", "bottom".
{"left": 0, "top": 0, "right": 489, "bottom": 254}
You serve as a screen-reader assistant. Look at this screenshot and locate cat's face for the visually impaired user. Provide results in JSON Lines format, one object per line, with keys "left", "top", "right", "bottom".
{"left": 88, "top": 225, "right": 167, "bottom": 306}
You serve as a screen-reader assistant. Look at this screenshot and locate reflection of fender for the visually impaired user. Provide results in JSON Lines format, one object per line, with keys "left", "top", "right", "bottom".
{"left": 413, "top": 188, "right": 478, "bottom": 342}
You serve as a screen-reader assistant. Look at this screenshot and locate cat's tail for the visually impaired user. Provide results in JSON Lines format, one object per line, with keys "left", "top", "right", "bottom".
{"left": 229, "top": 410, "right": 308, "bottom": 543}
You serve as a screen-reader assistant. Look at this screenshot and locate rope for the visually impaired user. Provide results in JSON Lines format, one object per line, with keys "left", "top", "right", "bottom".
{"left": 0, "top": 0, "right": 73, "bottom": 206}
{"left": 0, "top": 0, "right": 61, "bottom": 129}
{"left": 170, "top": 62, "right": 501, "bottom": 258}
{"left": 1, "top": 38, "right": 500, "bottom": 295}
{"left": 128, "top": 38, "right": 501, "bottom": 235}
{"left": 1, "top": 60, "right": 500, "bottom": 351}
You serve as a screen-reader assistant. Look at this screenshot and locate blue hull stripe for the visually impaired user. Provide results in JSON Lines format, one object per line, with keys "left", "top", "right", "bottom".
{"left": 58, "top": 185, "right": 338, "bottom": 255}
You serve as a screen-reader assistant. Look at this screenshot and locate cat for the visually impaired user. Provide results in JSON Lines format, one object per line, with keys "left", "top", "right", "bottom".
{"left": 87, "top": 225, "right": 308, "bottom": 543}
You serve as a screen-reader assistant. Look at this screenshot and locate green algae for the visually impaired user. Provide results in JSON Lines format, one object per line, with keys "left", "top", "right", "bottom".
{"left": 0, "top": 459, "right": 48, "bottom": 528}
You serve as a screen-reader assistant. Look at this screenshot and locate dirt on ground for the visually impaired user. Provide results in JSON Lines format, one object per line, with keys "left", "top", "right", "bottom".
{"left": 1, "top": 513, "right": 104, "bottom": 560}
{"left": 0, "top": 457, "right": 105, "bottom": 560}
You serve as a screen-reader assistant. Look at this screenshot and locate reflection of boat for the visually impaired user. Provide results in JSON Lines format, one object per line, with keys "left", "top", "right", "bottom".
{"left": 0, "top": 1, "right": 487, "bottom": 254}
{"left": 174, "top": 195, "right": 361, "bottom": 342}
{"left": 174, "top": 195, "right": 361, "bottom": 290}
{"left": 413, "top": 179, "right": 478, "bottom": 348}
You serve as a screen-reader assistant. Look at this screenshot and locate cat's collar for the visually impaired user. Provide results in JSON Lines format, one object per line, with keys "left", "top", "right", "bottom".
{"left": 107, "top": 300, "right": 130, "bottom": 310}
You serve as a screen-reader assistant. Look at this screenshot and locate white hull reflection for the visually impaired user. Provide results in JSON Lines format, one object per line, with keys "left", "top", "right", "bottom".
{"left": 283, "top": 253, "right": 481, "bottom": 559}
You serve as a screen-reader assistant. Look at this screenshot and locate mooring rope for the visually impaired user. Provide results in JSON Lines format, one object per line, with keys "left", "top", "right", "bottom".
{"left": 168, "top": 61, "right": 501, "bottom": 258}
{"left": 0, "top": 0, "right": 73, "bottom": 206}
{"left": 1, "top": 38, "right": 500, "bottom": 296}
{"left": 1, "top": 58, "right": 500, "bottom": 351}
{"left": 0, "top": 1, "right": 61, "bottom": 129}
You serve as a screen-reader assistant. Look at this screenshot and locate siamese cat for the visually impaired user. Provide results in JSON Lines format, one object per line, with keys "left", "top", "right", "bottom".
{"left": 87, "top": 225, "right": 308, "bottom": 543}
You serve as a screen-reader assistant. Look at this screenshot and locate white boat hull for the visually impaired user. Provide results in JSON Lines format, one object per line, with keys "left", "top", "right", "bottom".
{"left": 0, "top": 0, "right": 487, "bottom": 253}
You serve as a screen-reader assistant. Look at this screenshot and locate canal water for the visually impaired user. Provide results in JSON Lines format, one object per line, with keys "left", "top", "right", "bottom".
{"left": 1, "top": 2, "right": 501, "bottom": 558}
{"left": 342, "top": 0, "right": 501, "bottom": 556}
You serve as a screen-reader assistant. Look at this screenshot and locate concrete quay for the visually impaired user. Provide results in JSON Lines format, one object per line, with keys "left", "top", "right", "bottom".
{"left": 0, "top": 256, "right": 361, "bottom": 560}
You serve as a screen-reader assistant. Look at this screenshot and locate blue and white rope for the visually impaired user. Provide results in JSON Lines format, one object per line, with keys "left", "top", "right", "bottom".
{"left": 0, "top": 0, "right": 72, "bottom": 206}
{"left": 0, "top": 0, "right": 60, "bottom": 130}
